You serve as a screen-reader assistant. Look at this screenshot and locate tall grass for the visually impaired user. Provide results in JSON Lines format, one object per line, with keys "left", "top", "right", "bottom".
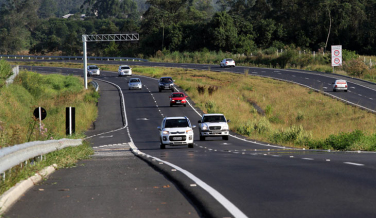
{"left": 0, "top": 70, "right": 99, "bottom": 147}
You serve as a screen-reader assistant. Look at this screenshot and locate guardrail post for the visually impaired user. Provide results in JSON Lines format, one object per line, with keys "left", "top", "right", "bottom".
{"left": 133, "top": 59, "right": 134, "bottom": 61}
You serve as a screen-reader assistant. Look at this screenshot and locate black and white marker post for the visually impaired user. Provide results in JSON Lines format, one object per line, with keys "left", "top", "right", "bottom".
{"left": 33, "top": 107, "right": 47, "bottom": 133}
{"left": 66, "top": 107, "right": 75, "bottom": 136}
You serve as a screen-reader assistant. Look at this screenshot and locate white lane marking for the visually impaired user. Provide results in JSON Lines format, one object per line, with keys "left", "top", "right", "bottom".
{"left": 370, "top": 98, "right": 373, "bottom": 100}
{"left": 359, "top": 94, "right": 362, "bottom": 96}
{"left": 305, "top": 78, "right": 309, "bottom": 80}
{"left": 302, "top": 158, "right": 314, "bottom": 161}
{"left": 351, "top": 87, "right": 356, "bottom": 89}
{"left": 323, "top": 87, "right": 327, "bottom": 89}
{"left": 132, "top": 149, "right": 248, "bottom": 218}
{"left": 344, "top": 162, "right": 364, "bottom": 166}
{"left": 99, "top": 135, "right": 113, "bottom": 138}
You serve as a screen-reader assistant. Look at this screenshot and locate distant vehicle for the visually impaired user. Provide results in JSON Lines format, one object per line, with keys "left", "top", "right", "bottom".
{"left": 170, "top": 92, "right": 187, "bottom": 107}
{"left": 332, "top": 80, "right": 348, "bottom": 92}
{"left": 220, "top": 58, "right": 235, "bottom": 68}
{"left": 87, "top": 65, "right": 100, "bottom": 76}
{"left": 118, "top": 65, "right": 132, "bottom": 77}
{"left": 158, "top": 77, "right": 174, "bottom": 92}
{"left": 158, "top": 116, "right": 196, "bottom": 149}
{"left": 128, "top": 78, "right": 142, "bottom": 90}
{"left": 198, "top": 114, "right": 230, "bottom": 141}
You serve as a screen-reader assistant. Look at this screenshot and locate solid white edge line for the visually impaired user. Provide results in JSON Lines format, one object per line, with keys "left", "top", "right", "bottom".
{"left": 131, "top": 145, "right": 248, "bottom": 218}
{"left": 344, "top": 162, "right": 364, "bottom": 166}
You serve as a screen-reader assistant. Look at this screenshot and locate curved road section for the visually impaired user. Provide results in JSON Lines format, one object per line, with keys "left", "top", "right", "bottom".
{"left": 6, "top": 63, "right": 376, "bottom": 218}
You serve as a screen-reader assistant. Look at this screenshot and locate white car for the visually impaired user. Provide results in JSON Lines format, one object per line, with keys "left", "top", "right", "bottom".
{"left": 87, "top": 65, "right": 100, "bottom": 76}
{"left": 220, "top": 58, "right": 235, "bottom": 67}
{"left": 128, "top": 78, "right": 142, "bottom": 90}
{"left": 118, "top": 65, "right": 132, "bottom": 77}
{"left": 158, "top": 117, "right": 196, "bottom": 149}
{"left": 332, "top": 79, "right": 348, "bottom": 92}
{"left": 198, "top": 114, "right": 230, "bottom": 141}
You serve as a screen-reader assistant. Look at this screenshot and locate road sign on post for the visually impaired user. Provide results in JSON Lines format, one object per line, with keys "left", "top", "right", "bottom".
{"left": 331, "top": 45, "right": 342, "bottom": 67}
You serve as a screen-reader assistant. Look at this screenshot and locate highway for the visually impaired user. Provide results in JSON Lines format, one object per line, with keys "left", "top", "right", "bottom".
{"left": 5, "top": 62, "right": 376, "bottom": 217}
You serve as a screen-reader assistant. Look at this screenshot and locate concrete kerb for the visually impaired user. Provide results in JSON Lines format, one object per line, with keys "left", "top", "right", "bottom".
{"left": 0, "top": 164, "right": 57, "bottom": 215}
{"left": 129, "top": 145, "right": 231, "bottom": 218}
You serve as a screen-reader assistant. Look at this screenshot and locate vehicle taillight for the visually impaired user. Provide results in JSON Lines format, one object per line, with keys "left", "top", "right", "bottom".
{"left": 226, "top": 62, "right": 228, "bottom": 64}
{"left": 335, "top": 85, "right": 337, "bottom": 88}
{"left": 345, "top": 85, "right": 348, "bottom": 87}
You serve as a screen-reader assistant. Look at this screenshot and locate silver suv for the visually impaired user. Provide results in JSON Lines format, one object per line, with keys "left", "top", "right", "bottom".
{"left": 198, "top": 114, "right": 230, "bottom": 141}
{"left": 158, "top": 116, "right": 196, "bottom": 149}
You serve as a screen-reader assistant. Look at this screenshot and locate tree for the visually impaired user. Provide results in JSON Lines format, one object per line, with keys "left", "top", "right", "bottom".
{"left": 209, "top": 11, "right": 238, "bottom": 52}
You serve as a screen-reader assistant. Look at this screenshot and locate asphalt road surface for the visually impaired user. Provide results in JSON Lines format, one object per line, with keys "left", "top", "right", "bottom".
{"left": 5, "top": 62, "right": 376, "bottom": 218}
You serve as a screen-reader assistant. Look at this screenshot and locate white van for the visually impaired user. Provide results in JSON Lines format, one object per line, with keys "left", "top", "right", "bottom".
{"left": 332, "top": 80, "right": 348, "bottom": 92}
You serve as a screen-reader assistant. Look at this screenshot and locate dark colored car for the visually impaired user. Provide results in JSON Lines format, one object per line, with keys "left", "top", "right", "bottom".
{"left": 170, "top": 92, "right": 187, "bottom": 107}
{"left": 158, "top": 77, "right": 174, "bottom": 92}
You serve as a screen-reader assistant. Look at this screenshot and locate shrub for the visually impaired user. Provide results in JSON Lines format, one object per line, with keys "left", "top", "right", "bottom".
{"left": 323, "top": 130, "right": 364, "bottom": 150}
{"left": 271, "top": 125, "right": 312, "bottom": 145}
{"left": 0, "top": 59, "right": 12, "bottom": 88}
{"left": 205, "top": 100, "right": 217, "bottom": 113}
{"left": 208, "top": 85, "right": 218, "bottom": 96}
{"left": 342, "top": 49, "right": 358, "bottom": 61}
{"left": 343, "top": 59, "right": 368, "bottom": 77}
{"left": 197, "top": 85, "right": 205, "bottom": 95}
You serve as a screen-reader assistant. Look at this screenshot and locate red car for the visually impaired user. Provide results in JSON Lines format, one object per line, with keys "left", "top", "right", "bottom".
{"left": 170, "top": 92, "right": 187, "bottom": 107}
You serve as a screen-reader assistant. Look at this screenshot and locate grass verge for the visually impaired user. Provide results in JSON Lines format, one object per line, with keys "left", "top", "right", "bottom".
{"left": 0, "top": 64, "right": 99, "bottom": 147}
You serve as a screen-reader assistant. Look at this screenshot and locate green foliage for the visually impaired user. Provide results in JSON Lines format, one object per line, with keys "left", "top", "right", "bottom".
{"left": 237, "top": 117, "right": 271, "bottom": 136}
{"left": 342, "top": 49, "right": 358, "bottom": 61}
{"left": 271, "top": 125, "right": 312, "bottom": 145}
{"left": 307, "top": 130, "right": 366, "bottom": 150}
{"left": 84, "top": 90, "right": 100, "bottom": 103}
{"left": 0, "top": 59, "right": 12, "bottom": 87}
{"left": 343, "top": 59, "right": 368, "bottom": 77}
{"left": 18, "top": 71, "right": 82, "bottom": 99}
{"left": 205, "top": 100, "right": 218, "bottom": 113}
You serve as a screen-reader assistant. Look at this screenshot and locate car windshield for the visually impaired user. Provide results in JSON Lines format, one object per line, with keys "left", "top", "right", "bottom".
{"left": 89, "top": 66, "right": 98, "bottom": 69}
{"left": 161, "top": 78, "right": 173, "bottom": 83}
{"left": 165, "top": 119, "right": 189, "bottom": 128}
{"left": 172, "top": 94, "right": 184, "bottom": 97}
{"left": 121, "top": 66, "right": 130, "bottom": 69}
{"left": 203, "top": 116, "right": 226, "bottom": 122}
{"left": 130, "top": 79, "right": 140, "bottom": 83}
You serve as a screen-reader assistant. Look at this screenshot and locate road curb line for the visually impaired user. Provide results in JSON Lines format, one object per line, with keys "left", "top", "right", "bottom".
{"left": 0, "top": 164, "right": 57, "bottom": 215}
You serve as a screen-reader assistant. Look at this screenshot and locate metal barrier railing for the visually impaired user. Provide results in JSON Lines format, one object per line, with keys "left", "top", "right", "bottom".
{"left": 0, "top": 139, "right": 82, "bottom": 180}
{"left": 0, "top": 55, "right": 148, "bottom": 62}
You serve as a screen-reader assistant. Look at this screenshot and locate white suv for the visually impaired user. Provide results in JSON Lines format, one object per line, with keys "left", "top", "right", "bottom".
{"left": 198, "top": 114, "right": 230, "bottom": 141}
{"left": 158, "top": 117, "right": 196, "bottom": 149}
{"left": 118, "top": 65, "right": 132, "bottom": 77}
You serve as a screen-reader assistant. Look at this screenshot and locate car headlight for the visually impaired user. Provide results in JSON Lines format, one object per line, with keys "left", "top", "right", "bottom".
{"left": 162, "top": 130, "right": 169, "bottom": 135}
{"left": 202, "top": 124, "right": 208, "bottom": 130}
{"left": 186, "top": 129, "right": 193, "bottom": 134}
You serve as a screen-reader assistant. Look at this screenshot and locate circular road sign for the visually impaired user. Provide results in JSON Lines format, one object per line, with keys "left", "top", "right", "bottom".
{"left": 33, "top": 107, "right": 47, "bottom": 120}
{"left": 334, "top": 58, "right": 341, "bottom": 64}
{"left": 334, "top": 50, "right": 340, "bottom": 56}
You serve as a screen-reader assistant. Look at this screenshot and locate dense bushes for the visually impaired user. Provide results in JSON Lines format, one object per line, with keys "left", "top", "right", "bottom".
{"left": 0, "top": 60, "right": 12, "bottom": 88}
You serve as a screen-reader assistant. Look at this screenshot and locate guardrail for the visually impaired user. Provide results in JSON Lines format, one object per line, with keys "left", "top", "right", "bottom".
{"left": 0, "top": 55, "right": 148, "bottom": 62}
{"left": 5, "top": 65, "right": 19, "bottom": 86}
{"left": 90, "top": 81, "right": 99, "bottom": 92}
{"left": 0, "top": 139, "right": 82, "bottom": 179}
